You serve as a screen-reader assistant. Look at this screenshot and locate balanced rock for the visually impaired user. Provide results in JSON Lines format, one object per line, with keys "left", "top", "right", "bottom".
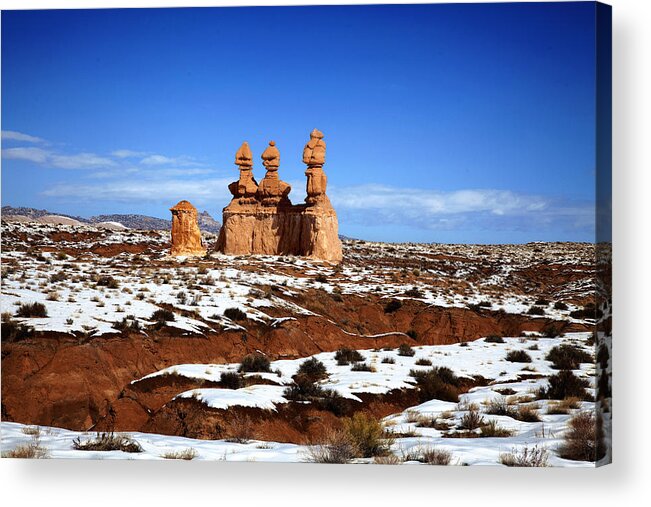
{"left": 169, "top": 200, "right": 206, "bottom": 257}
{"left": 216, "top": 130, "right": 342, "bottom": 263}
{"left": 228, "top": 142, "right": 259, "bottom": 205}
{"left": 258, "top": 141, "right": 292, "bottom": 206}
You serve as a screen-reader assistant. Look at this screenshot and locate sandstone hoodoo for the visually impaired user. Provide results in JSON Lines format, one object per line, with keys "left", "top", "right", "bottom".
{"left": 169, "top": 200, "right": 206, "bottom": 257}
{"left": 216, "top": 129, "right": 343, "bottom": 262}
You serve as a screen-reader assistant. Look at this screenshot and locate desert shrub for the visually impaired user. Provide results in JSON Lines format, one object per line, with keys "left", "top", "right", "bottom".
{"left": 480, "top": 420, "right": 513, "bottom": 437}
{"left": 527, "top": 306, "right": 545, "bottom": 316}
{"left": 112, "top": 315, "right": 141, "bottom": 332}
{"left": 220, "top": 371, "right": 243, "bottom": 389}
{"left": 538, "top": 370, "right": 591, "bottom": 400}
{"left": 406, "top": 329, "right": 418, "bottom": 339}
{"left": 569, "top": 303, "right": 603, "bottom": 320}
{"left": 96, "top": 275, "right": 119, "bottom": 289}
{"left": 161, "top": 448, "right": 198, "bottom": 460}
{"left": 558, "top": 411, "right": 606, "bottom": 462}
{"left": 484, "top": 335, "right": 504, "bottom": 343}
{"left": 238, "top": 353, "right": 271, "bottom": 373}
{"left": 505, "top": 350, "right": 532, "bottom": 363}
{"left": 16, "top": 302, "right": 48, "bottom": 318}
{"left": 398, "top": 343, "right": 415, "bottom": 357}
{"left": 546, "top": 344, "right": 592, "bottom": 370}
{"left": 1, "top": 315, "right": 34, "bottom": 342}
{"left": 409, "top": 367, "right": 461, "bottom": 403}
{"left": 314, "top": 274, "right": 328, "bottom": 283}
{"left": 534, "top": 298, "right": 549, "bottom": 306}
{"left": 49, "top": 271, "right": 67, "bottom": 283}
{"left": 306, "top": 429, "right": 357, "bottom": 464}
{"left": 459, "top": 408, "right": 484, "bottom": 431}
{"left": 403, "top": 446, "right": 453, "bottom": 465}
{"left": 150, "top": 308, "right": 175, "bottom": 323}
{"left": 542, "top": 323, "right": 563, "bottom": 338}
{"left": 554, "top": 301, "right": 569, "bottom": 310}
{"left": 421, "top": 447, "right": 453, "bottom": 465}
{"left": 224, "top": 307, "right": 247, "bottom": 321}
{"left": 283, "top": 374, "right": 326, "bottom": 401}
{"left": 381, "top": 356, "right": 395, "bottom": 364}
{"left": 72, "top": 432, "right": 142, "bottom": 453}
{"left": 413, "top": 414, "right": 452, "bottom": 431}
{"left": 296, "top": 357, "right": 328, "bottom": 382}
{"left": 485, "top": 397, "right": 513, "bottom": 417}
{"left": 330, "top": 293, "right": 343, "bottom": 302}
{"left": 374, "top": 454, "right": 402, "bottom": 465}
{"left": 344, "top": 412, "right": 391, "bottom": 458}
{"left": 547, "top": 397, "right": 581, "bottom": 415}
{"left": 384, "top": 300, "right": 402, "bottom": 314}
{"left": 316, "top": 389, "right": 349, "bottom": 417}
{"left": 515, "top": 404, "right": 541, "bottom": 422}
{"left": 351, "top": 362, "right": 373, "bottom": 372}
{"left": 404, "top": 287, "right": 423, "bottom": 298}
{"left": 284, "top": 372, "right": 346, "bottom": 415}
{"left": 415, "top": 358, "right": 432, "bottom": 366}
{"left": 500, "top": 445, "right": 549, "bottom": 467}
{"left": 335, "top": 347, "right": 364, "bottom": 365}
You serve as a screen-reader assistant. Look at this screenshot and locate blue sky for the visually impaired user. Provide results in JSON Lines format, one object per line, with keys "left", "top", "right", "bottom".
{"left": 2, "top": 3, "right": 599, "bottom": 243}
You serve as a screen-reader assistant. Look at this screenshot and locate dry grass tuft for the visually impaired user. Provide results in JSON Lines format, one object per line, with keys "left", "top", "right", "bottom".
{"left": 161, "top": 448, "right": 198, "bottom": 460}
{"left": 72, "top": 432, "right": 142, "bottom": 453}
{"left": 558, "top": 411, "right": 606, "bottom": 462}
{"left": 500, "top": 445, "right": 549, "bottom": 467}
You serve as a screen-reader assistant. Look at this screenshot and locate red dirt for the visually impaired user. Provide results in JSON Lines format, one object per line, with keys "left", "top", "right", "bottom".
{"left": 1, "top": 293, "right": 587, "bottom": 434}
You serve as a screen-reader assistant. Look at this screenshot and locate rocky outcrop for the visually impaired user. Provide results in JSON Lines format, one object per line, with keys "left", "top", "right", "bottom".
{"left": 169, "top": 200, "right": 206, "bottom": 257}
{"left": 217, "top": 129, "right": 342, "bottom": 262}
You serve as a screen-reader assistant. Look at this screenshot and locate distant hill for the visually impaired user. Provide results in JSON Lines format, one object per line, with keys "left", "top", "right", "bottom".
{"left": 197, "top": 210, "right": 222, "bottom": 234}
{"left": 1, "top": 206, "right": 86, "bottom": 223}
{"left": 88, "top": 214, "right": 171, "bottom": 230}
{"left": 1, "top": 205, "right": 221, "bottom": 233}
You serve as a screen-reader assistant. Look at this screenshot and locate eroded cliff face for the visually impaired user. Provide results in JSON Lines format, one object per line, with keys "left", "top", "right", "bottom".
{"left": 1, "top": 298, "right": 577, "bottom": 433}
{"left": 216, "top": 130, "right": 342, "bottom": 262}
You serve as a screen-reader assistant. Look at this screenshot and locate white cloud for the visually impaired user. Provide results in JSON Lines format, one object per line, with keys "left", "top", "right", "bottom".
{"left": 2, "top": 147, "right": 50, "bottom": 164}
{"left": 140, "top": 154, "right": 202, "bottom": 167}
{"left": 328, "top": 184, "right": 593, "bottom": 233}
{"left": 42, "top": 177, "right": 233, "bottom": 205}
{"left": 2, "top": 147, "right": 116, "bottom": 169}
{"left": 1, "top": 130, "right": 45, "bottom": 143}
{"left": 330, "top": 185, "right": 548, "bottom": 215}
{"left": 39, "top": 176, "right": 593, "bottom": 235}
{"left": 111, "top": 149, "right": 148, "bottom": 158}
{"left": 3, "top": 131, "right": 206, "bottom": 173}
{"left": 49, "top": 152, "right": 117, "bottom": 169}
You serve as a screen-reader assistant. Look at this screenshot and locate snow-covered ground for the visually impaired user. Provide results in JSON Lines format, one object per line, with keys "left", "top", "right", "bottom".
{"left": 1, "top": 221, "right": 597, "bottom": 339}
{"left": 1, "top": 222, "right": 608, "bottom": 466}
{"left": 2, "top": 332, "right": 606, "bottom": 466}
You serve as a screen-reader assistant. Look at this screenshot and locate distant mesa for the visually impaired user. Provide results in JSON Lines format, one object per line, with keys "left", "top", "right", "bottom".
{"left": 215, "top": 128, "right": 342, "bottom": 263}
{"left": 169, "top": 200, "right": 206, "bottom": 257}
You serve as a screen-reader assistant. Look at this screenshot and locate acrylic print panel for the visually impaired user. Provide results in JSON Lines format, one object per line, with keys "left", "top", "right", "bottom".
{"left": 0, "top": 2, "right": 612, "bottom": 466}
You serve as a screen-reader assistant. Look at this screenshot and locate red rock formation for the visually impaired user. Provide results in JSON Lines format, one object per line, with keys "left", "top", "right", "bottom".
{"left": 228, "top": 142, "right": 259, "bottom": 205}
{"left": 169, "top": 200, "right": 206, "bottom": 257}
{"left": 216, "top": 130, "right": 342, "bottom": 262}
{"left": 258, "top": 141, "right": 292, "bottom": 206}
